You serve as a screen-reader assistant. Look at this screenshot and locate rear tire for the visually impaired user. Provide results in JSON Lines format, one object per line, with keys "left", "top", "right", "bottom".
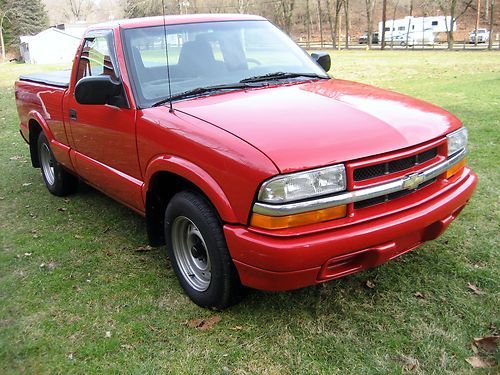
{"left": 165, "top": 191, "right": 244, "bottom": 309}
{"left": 37, "top": 132, "right": 78, "bottom": 196}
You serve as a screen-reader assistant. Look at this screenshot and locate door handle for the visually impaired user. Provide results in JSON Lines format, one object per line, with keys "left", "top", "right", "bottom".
{"left": 69, "top": 109, "right": 77, "bottom": 120}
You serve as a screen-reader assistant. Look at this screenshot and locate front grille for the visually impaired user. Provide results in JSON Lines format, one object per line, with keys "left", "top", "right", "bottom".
{"left": 354, "top": 147, "right": 438, "bottom": 181}
{"left": 354, "top": 177, "right": 437, "bottom": 209}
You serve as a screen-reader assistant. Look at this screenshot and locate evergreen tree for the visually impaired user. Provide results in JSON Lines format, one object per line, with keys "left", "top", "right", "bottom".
{"left": 3, "top": 0, "right": 48, "bottom": 50}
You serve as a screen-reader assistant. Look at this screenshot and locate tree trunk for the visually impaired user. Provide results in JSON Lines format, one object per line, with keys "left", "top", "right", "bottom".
{"left": 365, "top": 0, "right": 376, "bottom": 49}
{"left": 317, "top": 0, "right": 324, "bottom": 47}
{"left": 475, "top": 0, "right": 481, "bottom": 47}
{"left": 0, "top": 12, "right": 8, "bottom": 62}
{"left": 366, "top": 1, "right": 372, "bottom": 49}
{"left": 0, "top": 27, "right": 5, "bottom": 62}
{"left": 381, "top": 0, "right": 387, "bottom": 49}
{"left": 344, "top": 0, "right": 350, "bottom": 48}
{"left": 326, "top": 0, "right": 335, "bottom": 48}
{"left": 448, "top": 0, "right": 457, "bottom": 50}
{"left": 406, "top": 0, "right": 413, "bottom": 48}
{"left": 306, "top": 0, "right": 312, "bottom": 48}
{"left": 488, "top": 0, "right": 495, "bottom": 49}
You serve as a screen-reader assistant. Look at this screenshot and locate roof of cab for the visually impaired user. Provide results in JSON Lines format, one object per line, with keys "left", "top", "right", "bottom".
{"left": 86, "top": 14, "right": 266, "bottom": 31}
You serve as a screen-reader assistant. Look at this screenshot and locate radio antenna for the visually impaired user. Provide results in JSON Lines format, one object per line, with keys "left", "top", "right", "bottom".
{"left": 161, "top": 0, "right": 174, "bottom": 113}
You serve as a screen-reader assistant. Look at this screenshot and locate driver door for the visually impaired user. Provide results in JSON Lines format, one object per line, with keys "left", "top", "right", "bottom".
{"left": 68, "top": 31, "right": 143, "bottom": 211}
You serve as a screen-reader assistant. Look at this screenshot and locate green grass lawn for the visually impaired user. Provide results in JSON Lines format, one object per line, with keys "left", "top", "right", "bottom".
{"left": 1, "top": 51, "right": 499, "bottom": 374}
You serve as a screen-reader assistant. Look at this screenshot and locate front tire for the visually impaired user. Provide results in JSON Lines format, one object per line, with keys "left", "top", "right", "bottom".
{"left": 165, "top": 191, "right": 243, "bottom": 309}
{"left": 37, "top": 132, "right": 78, "bottom": 196}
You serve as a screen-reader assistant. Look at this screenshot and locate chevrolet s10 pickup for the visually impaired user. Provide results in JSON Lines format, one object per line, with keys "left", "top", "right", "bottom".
{"left": 15, "top": 14, "right": 477, "bottom": 308}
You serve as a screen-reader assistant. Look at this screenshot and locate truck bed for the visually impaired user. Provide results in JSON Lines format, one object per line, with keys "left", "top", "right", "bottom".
{"left": 19, "top": 70, "right": 71, "bottom": 88}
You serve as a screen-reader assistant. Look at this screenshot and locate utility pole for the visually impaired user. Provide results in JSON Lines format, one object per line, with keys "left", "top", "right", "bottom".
{"left": 475, "top": 0, "right": 481, "bottom": 46}
{"left": 381, "top": 0, "right": 387, "bottom": 49}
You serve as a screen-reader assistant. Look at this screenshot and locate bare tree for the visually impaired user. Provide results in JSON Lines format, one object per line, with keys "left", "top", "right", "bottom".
{"left": 390, "top": 0, "right": 400, "bottom": 48}
{"left": 365, "top": 0, "right": 377, "bottom": 49}
{"left": 65, "top": 0, "right": 92, "bottom": 21}
{"left": 326, "top": 0, "right": 343, "bottom": 48}
{"left": 488, "top": 0, "right": 495, "bottom": 49}
{"left": 438, "top": 0, "right": 474, "bottom": 49}
{"left": 275, "top": 0, "right": 296, "bottom": 34}
{"left": 474, "top": 0, "right": 480, "bottom": 46}
{"left": 317, "top": 0, "right": 324, "bottom": 47}
{"left": 344, "top": 0, "right": 350, "bottom": 48}
{"left": 381, "top": 0, "right": 387, "bottom": 48}
{"left": 306, "top": 0, "right": 311, "bottom": 47}
{"left": 0, "top": 9, "right": 9, "bottom": 62}
{"left": 406, "top": 0, "right": 414, "bottom": 48}
{"left": 236, "top": 0, "right": 251, "bottom": 13}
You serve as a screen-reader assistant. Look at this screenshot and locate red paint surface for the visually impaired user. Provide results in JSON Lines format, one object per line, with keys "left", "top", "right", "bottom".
{"left": 15, "top": 15, "right": 477, "bottom": 292}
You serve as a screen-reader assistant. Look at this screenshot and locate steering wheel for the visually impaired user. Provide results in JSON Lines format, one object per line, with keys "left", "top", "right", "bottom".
{"left": 246, "top": 58, "right": 262, "bottom": 67}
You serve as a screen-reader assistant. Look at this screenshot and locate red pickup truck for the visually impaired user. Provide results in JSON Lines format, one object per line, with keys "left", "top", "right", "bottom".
{"left": 15, "top": 14, "right": 477, "bottom": 308}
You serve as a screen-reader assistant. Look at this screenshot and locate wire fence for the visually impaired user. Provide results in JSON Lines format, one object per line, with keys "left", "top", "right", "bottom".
{"left": 296, "top": 39, "right": 500, "bottom": 51}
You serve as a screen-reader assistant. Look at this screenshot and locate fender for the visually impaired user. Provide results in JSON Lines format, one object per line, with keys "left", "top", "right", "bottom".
{"left": 143, "top": 155, "right": 239, "bottom": 224}
{"left": 28, "top": 110, "right": 74, "bottom": 170}
{"left": 28, "top": 110, "right": 54, "bottom": 140}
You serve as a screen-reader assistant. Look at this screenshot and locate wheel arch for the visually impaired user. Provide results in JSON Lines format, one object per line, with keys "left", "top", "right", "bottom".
{"left": 27, "top": 112, "right": 54, "bottom": 168}
{"left": 143, "top": 156, "right": 239, "bottom": 247}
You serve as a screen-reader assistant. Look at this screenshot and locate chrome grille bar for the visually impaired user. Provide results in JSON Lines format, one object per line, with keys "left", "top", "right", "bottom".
{"left": 253, "top": 148, "right": 467, "bottom": 217}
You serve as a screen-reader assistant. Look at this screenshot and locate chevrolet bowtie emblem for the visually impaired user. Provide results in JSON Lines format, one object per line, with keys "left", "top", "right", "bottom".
{"left": 402, "top": 172, "right": 425, "bottom": 190}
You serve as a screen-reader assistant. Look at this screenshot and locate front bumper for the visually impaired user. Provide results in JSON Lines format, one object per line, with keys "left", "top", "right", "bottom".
{"left": 224, "top": 169, "right": 477, "bottom": 291}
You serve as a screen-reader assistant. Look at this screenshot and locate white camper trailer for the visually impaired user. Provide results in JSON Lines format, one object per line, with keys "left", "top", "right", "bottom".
{"left": 379, "top": 16, "right": 455, "bottom": 45}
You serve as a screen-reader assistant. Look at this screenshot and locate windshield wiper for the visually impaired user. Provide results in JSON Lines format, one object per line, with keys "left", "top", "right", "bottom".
{"left": 151, "top": 83, "right": 261, "bottom": 107}
{"left": 240, "top": 72, "right": 329, "bottom": 84}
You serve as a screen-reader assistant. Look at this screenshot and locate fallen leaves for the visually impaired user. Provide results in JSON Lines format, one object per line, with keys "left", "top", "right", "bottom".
{"left": 186, "top": 315, "right": 221, "bottom": 330}
{"left": 465, "top": 356, "right": 496, "bottom": 368}
{"left": 22, "top": 182, "right": 32, "bottom": 187}
{"left": 399, "top": 354, "right": 420, "bottom": 372}
{"left": 105, "top": 331, "right": 112, "bottom": 338}
{"left": 135, "top": 245, "right": 155, "bottom": 252}
{"left": 467, "top": 335, "right": 499, "bottom": 368}
{"left": 467, "top": 283, "right": 485, "bottom": 295}
{"left": 414, "top": 291, "right": 425, "bottom": 299}
{"left": 39, "top": 261, "right": 57, "bottom": 271}
{"left": 365, "top": 280, "right": 375, "bottom": 289}
{"left": 472, "top": 336, "right": 499, "bottom": 354}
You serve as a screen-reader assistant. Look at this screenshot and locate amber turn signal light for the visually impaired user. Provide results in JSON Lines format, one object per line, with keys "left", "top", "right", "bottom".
{"left": 251, "top": 205, "right": 347, "bottom": 230}
{"left": 445, "top": 158, "right": 467, "bottom": 179}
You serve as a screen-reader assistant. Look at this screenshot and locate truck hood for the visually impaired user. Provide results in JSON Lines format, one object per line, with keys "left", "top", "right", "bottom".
{"left": 175, "top": 79, "right": 462, "bottom": 173}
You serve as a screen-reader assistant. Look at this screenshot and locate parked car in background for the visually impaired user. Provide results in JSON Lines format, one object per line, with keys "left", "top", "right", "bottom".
{"left": 469, "top": 29, "right": 490, "bottom": 43}
{"left": 15, "top": 14, "right": 477, "bottom": 309}
{"left": 359, "top": 32, "right": 379, "bottom": 44}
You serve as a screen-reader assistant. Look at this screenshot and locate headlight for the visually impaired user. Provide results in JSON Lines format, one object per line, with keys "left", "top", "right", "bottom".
{"left": 258, "top": 164, "right": 346, "bottom": 204}
{"left": 447, "top": 127, "right": 468, "bottom": 156}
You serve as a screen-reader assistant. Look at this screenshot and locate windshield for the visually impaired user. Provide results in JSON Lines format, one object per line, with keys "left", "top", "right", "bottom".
{"left": 123, "top": 20, "right": 328, "bottom": 107}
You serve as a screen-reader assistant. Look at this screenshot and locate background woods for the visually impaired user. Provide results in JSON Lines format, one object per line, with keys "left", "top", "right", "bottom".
{"left": 0, "top": 0, "right": 498, "bottom": 56}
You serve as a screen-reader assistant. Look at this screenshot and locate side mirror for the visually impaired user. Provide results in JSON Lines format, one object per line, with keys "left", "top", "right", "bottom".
{"left": 75, "top": 75, "right": 123, "bottom": 106}
{"left": 311, "top": 52, "right": 331, "bottom": 72}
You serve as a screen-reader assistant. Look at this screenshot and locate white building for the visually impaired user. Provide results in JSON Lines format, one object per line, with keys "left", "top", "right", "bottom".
{"left": 378, "top": 16, "right": 456, "bottom": 45}
{"left": 19, "top": 25, "right": 86, "bottom": 64}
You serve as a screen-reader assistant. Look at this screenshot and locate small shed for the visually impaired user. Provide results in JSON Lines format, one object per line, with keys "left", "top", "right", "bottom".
{"left": 19, "top": 26, "right": 85, "bottom": 64}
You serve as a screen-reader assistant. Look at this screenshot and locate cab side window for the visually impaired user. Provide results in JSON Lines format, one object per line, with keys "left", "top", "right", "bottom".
{"left": 76, "top": 36, "right": 117, "bottom": 82}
